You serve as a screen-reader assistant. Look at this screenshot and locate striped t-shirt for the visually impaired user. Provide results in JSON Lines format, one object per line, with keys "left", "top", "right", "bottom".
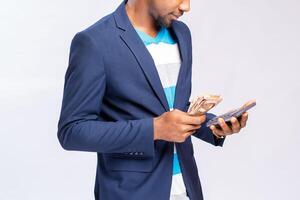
{"left": 135, "top": 27, "right": 190, "bottom": 200}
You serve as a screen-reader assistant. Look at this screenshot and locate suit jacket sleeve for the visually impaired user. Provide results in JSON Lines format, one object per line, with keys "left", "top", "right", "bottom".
{"left": 194, "top": 112, "right": 225, "bottom": 146}
{"left": 57, "top": 32, "right": 154, "bottom": 157}
{"left": 186, "top": 102, "right": 225, "bottom": 146}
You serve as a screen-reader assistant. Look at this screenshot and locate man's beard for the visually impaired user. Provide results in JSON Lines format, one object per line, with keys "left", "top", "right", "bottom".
{"left": 156, "top": 15, "right": 173, "bottom": 28}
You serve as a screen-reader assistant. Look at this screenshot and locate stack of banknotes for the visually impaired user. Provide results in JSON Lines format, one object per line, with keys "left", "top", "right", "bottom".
{"left": 187, "top": 95, "right": 223, "bottom": 115}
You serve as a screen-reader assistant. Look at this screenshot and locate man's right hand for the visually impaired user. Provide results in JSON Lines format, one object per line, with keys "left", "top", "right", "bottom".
{"left": 153, "top": 109, "right": 206, "bottom": 142}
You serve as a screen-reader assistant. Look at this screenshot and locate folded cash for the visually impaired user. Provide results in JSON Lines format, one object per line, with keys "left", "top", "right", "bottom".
{"left": 188, "top": 94, "right": 222, "bottom": 115}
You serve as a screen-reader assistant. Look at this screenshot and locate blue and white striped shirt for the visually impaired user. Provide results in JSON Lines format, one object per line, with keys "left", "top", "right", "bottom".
{"left": 135, "top": 27, "right": 190, "bottom": 200}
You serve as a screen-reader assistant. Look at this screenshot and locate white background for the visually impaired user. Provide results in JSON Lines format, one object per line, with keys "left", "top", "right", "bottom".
{"left": 0, "top": 0, "right": 299, "bottom": 199}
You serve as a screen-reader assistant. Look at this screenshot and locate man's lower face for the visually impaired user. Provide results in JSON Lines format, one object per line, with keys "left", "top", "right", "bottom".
{"left": 157, "top": 14, "right": 175, "bottom": 28}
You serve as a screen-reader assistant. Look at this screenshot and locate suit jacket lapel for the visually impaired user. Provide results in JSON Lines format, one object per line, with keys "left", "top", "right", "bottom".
{"left": 113, "top": 1, "right": 170, "bottom": 112}
{"left": 171, "top": 21, "right": 189, "bottom": 111}
{"left": 113, "top": 0, "right": 189, "bottom": 112}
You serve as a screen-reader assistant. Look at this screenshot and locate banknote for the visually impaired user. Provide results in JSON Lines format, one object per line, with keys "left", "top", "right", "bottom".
{"left": 187, "top": 95, "right": 222, "bottom": 115}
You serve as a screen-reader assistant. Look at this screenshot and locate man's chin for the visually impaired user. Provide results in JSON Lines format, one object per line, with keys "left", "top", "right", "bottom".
{"left": 157, "top": 19, "right": 175, "bottom": 28}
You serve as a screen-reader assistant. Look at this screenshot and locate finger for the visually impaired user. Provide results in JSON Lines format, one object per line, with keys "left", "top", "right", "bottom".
{"left": 242, "top": 100, "right": 256, "bottom": 108}
{"left": 218, "top": 118, "right": 233, "bottom": 134}
{"left": 240, "top": 112, "right": 248, "bottom": 128}
{"left": 230, "top": 117, "right": 240, "bottom": 133}
{"left": 174, "top": 109, "right": 205, "bottom": 125}
{"left": 181, "top": 124, "right": 202, "bottom": 132}
{"left": 181, "top": 114, "right": 206, "bottom": 125}
{"left": 210, "top": 125, "right": 225, "bottom": 136}
{"left": 183, "top": 129, "right": 197, "bottom": 138}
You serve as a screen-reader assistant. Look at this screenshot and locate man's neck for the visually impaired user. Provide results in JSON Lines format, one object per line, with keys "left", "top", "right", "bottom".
{"left": 125, "top": 0, "right": 160, "bottom": 38}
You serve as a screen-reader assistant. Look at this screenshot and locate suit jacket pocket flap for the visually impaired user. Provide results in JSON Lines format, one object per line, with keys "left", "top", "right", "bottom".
{"left": 104, "top": 153, "right": 153, "bottom": 173}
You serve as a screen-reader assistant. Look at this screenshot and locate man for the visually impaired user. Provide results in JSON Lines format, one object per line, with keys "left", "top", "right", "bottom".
{"left": 57, "top": 0, "right": 249, "bottom": 199}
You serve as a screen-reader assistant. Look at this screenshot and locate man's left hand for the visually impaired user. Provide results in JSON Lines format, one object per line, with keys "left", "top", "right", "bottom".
{"left": 209, "top": 112, "right": 249, "bottom": 138}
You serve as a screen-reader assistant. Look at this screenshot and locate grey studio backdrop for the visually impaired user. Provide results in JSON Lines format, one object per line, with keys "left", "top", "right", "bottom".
{"left": 0, "top": 0, "right": 299, "bottom": 199}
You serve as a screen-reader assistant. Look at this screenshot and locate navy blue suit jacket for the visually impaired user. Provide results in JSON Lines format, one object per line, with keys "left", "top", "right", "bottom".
{"left": 57, "top": 1, "right": 225, "bottom": 199}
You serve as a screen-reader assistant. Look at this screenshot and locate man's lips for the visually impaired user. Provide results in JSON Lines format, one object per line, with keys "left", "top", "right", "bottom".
{"left": 172, "top": 13, "right": 182, "bottom": 18}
